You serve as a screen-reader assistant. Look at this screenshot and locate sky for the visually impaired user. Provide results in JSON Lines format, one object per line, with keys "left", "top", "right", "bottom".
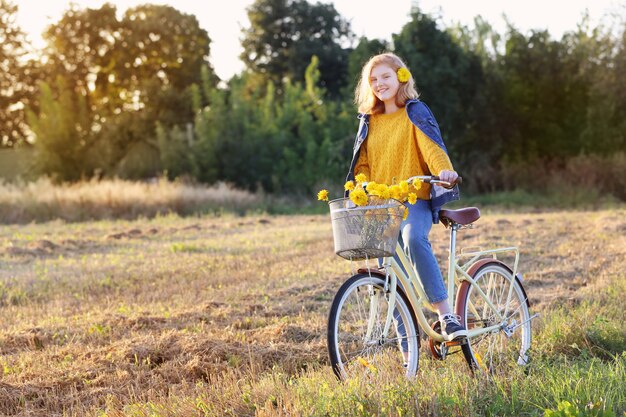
{"left": 13, "top": 0, "right": 625, "bottom": 80}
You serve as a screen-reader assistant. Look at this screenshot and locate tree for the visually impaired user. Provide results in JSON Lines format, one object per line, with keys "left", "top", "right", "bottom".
{"left": 39, "top": 3, "right": 219, "bottom": 177}
{"left": 273, "top": 56, "right": 354, "bottom": 192}
{"left": 437, "top": 13, "right": 626, "bottom": 193}
{"left": 240, "top": 0, "right": 353, "bottom": 97}
{"left": 393, "top": 10, "right": 484, "bottom": 170}
{"left": 43, "top": 3, "right": 218, "bottom": 113}
{"left": 186, "top": 56, "right": 354, "bottom": 192}
{"left": 575, "top": 20, "right": 626, "bottom": 155}
{"left": 156, "top": 122, "right": 196, "bottom": 180}
{"left": 27, "top": 77, "right": 92, "bottom": 180}
{"left": 0, "top": 0, "right": 37, "bottom": 147}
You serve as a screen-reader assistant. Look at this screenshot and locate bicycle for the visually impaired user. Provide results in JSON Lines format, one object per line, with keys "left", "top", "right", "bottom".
{"left": 326, "top": 176, "right": 538, "bottom": 379}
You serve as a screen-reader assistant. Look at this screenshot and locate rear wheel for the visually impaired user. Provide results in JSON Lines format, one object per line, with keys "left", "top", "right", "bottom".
{"left": 457, "top": 262, "right": 531, "bottom": 374}
{"left": 327, "top": 274, "right": 419, "bottom": 379}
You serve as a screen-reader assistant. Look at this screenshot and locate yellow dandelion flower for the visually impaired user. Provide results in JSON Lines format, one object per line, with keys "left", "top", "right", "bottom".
{"left": 373, "top": 184, "right": 388, "bottom": 200}
{"left": 344, "top": 181, "right": 355, "bottom": 191}
{"left": 317, "top": 189, "right": 329, "bottom": 201}
{"left": 397, "top": 67, "right": 411, "bottom": 83}
{"left": 365, "top": 181, "right": 378, "bottom": 193}
{"left": 474, "top": 352, "right": 487, "bottom": 372}
{"left": 381, "top": 189, "right": 391, "bottom": 200}
{"left": 403, "top": 207, "right": 409, "bottom": 220}
{"left": 412, "top": 178, "right": 423, "bottom": 191}
{"left": 355, "top": 173, "right": 367, "bottom": 183}
{"left": 357, "top": 356, "right": 378, "bottom": 373}
{"left": 389, "top": 185, "right": 402, "bottom": 200}
{"left": 399, "top": 180, "right": 409, "bottom": 194}
{"left": 367, "top": 182, "right": 381, "bottom": 197}
{"left": 349, "top": 188, "right": 368, "bottom": 206}
{"left": 408, "top": 193, "right": 417, "bottom": 205}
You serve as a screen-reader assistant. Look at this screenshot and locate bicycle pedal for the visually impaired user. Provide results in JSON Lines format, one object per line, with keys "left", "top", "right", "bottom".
{"left": 445, "top": 338, "right": 468, "bottom": 347}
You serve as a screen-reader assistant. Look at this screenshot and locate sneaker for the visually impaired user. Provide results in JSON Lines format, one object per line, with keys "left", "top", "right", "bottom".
{"left": 440, "top": 314, "right": 468, "bottom": 341}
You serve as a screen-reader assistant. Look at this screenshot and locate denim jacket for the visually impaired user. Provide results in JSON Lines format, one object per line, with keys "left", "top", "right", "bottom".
{"left": 345, "top": 99, "right": 460, "bottom": 223}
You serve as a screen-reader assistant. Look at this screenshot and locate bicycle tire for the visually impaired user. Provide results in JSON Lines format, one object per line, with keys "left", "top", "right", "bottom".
{"left": 327, "top": 273, "right": 420, "bottom": 380}
{"left": 456, "top": 262, "right": 532, "bottom": 373}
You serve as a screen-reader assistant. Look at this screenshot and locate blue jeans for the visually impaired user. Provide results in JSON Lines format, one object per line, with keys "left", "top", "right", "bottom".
{"left": 394, "top": 199, "right": 448, "bottom": 304}
{"left": 387, "top": 200, "right": 448, "bottom": 353}
{"left": 384, "top": 199, "right": 448, "bottom": 303}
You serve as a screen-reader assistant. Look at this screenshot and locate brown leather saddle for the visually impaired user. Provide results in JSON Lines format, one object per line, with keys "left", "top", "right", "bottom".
{"left": 439, "top": 207, "right": 481, "bottom": 227}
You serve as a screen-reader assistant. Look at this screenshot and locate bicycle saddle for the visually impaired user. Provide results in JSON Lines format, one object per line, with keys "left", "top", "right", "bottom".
{"left": 439, "top": 207, "right": 481, "bottom": 227}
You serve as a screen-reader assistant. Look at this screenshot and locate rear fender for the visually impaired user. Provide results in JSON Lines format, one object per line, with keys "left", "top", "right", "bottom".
{"left": 455, "top": 259, "right": 530, "bottom": 318}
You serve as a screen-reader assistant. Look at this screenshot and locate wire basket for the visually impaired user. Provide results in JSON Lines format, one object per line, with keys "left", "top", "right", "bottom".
{"left": 329, "top": 196, "right": 406, "bottom": 260}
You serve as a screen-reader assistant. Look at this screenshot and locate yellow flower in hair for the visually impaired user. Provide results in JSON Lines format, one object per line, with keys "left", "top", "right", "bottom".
{"left": 355, "top": 173, "right": 367, "bottom": 183}
{"left": 344, "top": 181, "right": 355, "bottom": 191}
{"left": 317, "top": 189, "right": 329, "bottom": 201}
{"left": 408, "top": 193, "right": 417, "bottom": 205}
{"left": 397, "top": 67, "right": 411, "bottom": 83}
{"left": 349, "top": 188, "right": 368, "bottom": 206}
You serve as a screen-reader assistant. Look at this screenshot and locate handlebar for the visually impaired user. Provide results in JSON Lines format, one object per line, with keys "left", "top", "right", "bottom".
{"left": 407, "top": 175, "right": 462, "bottom": 189}
{"left": 358, "top": 175, "right": 462, "bottom": 192}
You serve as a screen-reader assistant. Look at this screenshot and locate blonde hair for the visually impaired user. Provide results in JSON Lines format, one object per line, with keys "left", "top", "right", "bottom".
{"left": 354, "top": 52, "right": 419, "bottom": 114}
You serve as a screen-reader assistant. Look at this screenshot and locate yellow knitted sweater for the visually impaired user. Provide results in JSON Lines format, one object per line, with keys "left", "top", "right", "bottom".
{"left": 355, "top": 109, "right": 453, "bottom": 200}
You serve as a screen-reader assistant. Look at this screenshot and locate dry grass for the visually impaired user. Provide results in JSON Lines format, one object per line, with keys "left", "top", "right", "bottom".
{"left": 0, "top": 178, "right": 262, "bottom": 223}
{"left": 0, "top": 207, "right": 624, "bottom": 416}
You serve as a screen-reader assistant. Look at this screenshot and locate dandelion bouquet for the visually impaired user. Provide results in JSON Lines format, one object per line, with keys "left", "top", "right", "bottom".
{"left": 318, "top": 174, "right": 423, "bottom": 260}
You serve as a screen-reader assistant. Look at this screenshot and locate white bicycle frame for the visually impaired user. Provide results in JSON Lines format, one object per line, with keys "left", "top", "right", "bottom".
{"left": 369, "top": 221, "right": 522, "bottom": 344}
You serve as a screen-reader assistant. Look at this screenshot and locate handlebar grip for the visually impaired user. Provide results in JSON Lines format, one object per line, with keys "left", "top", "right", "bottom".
{"left": 429, "top": 176, "right": 462, "bottom": 187}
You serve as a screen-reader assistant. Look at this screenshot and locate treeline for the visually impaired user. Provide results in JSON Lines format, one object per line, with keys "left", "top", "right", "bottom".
{"left": 1, "top": 0, "right": 624, "bottom": 198}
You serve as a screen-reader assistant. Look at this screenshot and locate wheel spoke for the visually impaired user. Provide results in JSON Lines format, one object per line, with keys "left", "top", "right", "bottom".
{"left": 461, "top": 264, "right": 532, "bottom": 374}
{"left": 328, "top": 274, "right": 420, "bottom": 379}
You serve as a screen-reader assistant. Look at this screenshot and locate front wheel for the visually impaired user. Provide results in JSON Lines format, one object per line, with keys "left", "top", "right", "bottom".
{"left": 457, "top": 262, "right": 532, "bottom": 374}
{"left": 327, "top": 273, "right": 419, "bottom": 379}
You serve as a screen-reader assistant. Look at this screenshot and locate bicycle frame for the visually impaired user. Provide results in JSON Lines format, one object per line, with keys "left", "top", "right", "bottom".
{"left": 374, "top": 222, "right": 521, "bottom": 344}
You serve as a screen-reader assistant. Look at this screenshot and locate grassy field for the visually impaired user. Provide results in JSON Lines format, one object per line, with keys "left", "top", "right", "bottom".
{"left": 0, "top": 208, "right": 624, "bottom": 416}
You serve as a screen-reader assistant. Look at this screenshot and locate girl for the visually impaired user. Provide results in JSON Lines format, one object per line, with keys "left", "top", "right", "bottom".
{"left": 347, "top": 52, "right": 466, "bottom": 341}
